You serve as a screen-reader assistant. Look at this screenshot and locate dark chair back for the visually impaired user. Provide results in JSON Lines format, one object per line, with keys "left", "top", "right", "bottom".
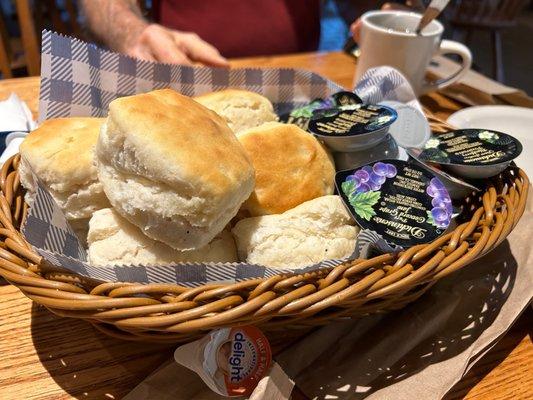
{"left": 450, "top": 0, "right": 528, "bottom": 28}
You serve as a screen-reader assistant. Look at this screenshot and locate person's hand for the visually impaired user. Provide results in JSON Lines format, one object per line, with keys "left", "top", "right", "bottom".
{"left": 350, "top": 2, "right": 414, "bottom": 44}
{"left": 124, "top": 24, "right": 229, "bottom": 67}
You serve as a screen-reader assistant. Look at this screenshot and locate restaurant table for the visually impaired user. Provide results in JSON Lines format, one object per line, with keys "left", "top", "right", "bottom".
{"left": 0, "top": 51, "right": 531, "bottom": 400}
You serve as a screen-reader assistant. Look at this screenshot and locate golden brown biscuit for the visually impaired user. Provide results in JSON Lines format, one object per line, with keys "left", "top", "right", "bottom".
{"left": 238, "top": 122, "right": 335, "bottom": 216}
{"left": 19, "top": 117, "right": 109, "bottom": 220}
{"left": 232, "top": 195, "right": 359, "bottom": 268}
{"left": 194, "top": 89, "right": 277, "bottom": 134}
{"left": 96, "top": 89, "right": 255, "bottom": 250}
{"left": 88, "top": 208, "right": 237, "bottom": 266}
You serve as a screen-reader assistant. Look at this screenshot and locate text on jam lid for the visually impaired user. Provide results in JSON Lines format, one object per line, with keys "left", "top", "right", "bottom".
{"left": 416, "top": 129, "right": 522, "bottom": 166}
{"left": 308, "top": 104, "right": 397, "bottom": 136}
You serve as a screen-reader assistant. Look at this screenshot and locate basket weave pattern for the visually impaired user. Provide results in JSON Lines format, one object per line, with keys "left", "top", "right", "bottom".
{"left": 0, "top": 116, "right": 528, "bottom": 343}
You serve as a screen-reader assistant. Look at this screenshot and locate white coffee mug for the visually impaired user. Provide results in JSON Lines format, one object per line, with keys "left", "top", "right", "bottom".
{"left": 356, "top": 11, "right": 472, "bottom": 95}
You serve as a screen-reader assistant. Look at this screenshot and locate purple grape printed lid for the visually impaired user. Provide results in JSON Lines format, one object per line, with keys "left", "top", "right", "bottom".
{"left": 336, "top": 159, "right": 452, "bottom": 248}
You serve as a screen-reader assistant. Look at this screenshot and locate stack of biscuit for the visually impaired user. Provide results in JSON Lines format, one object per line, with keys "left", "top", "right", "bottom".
{"left": 19, "top": 118, "right": 111, "bottom": 243}
{"left": 19, "top": 88, "right": 359, "bottom": 269}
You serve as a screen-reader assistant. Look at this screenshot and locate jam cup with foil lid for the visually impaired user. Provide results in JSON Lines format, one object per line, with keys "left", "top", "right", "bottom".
{"left": 336, "top": 159, "right": 453, "bottom": 248}
{"left": 308, "top": 103, "right": 398, "bottom": 152}
{"left": 279, "top": 98, "right": 326, "bottom": 131}
{"left": 279, "top": 91, "right": 362, "bottom": 131}
{"left": 409, "top": 128, "right": 523, "bottom": 179}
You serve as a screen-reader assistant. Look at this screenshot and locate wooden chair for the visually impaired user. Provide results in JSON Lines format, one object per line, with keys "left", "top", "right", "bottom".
{"left": 0, "top": 0, "right": 81, "bottom": 78}
{"left": 34, "top": 0, "right": 82, "bottom": 39}
{"left": 16, "top": 0, "right": 40, "bottom": 76}
{"left": 448, "top": 0, "right": 528, "bottom": 83}
{"left": 0, "top": 0, "right": 39, "bottom": 78}
{"left": 0, "top": 9, "right": 12, "bottom": 78}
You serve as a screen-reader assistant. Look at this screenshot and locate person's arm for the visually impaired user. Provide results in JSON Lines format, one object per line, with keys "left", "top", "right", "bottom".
{"left": 80, "top": 0, "right": 228, "bottom": 66}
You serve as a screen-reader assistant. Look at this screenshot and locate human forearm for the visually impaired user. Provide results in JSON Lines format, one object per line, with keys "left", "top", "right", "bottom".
{"left": 80, "top": 0, "right": 228, "bottom": 66}
{"left": 80, "top": 0, "right": 147, "bottom": 52}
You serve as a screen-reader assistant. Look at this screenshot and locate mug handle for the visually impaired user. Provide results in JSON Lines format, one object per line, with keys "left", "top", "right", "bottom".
{"left": 421, "top": 39, "right": 472, "bottom": 94}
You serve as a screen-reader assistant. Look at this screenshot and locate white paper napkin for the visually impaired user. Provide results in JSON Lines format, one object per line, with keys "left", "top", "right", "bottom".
{"left": 0, "top": 93, "right": 36, "bottom": 164}
{"left": 0, "top": 93, "right": 36, "bottom": 132}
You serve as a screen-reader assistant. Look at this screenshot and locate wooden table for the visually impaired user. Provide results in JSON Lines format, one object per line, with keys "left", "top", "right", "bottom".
{"left": 0, "top": 51, "right": 531, "bottom": 400}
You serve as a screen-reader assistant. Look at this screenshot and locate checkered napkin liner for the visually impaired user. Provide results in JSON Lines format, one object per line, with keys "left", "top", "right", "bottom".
{"left": 38, "top": 31, "right": 347, "bottom": 121}
{"left": 25, "top": 31, "right": 418, "bottom": 286}
{"left": 22, "top": 177, "right": 353, "bottom": 287}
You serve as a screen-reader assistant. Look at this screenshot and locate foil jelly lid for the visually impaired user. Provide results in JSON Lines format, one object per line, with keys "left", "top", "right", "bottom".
{"left": 279, "top": 91, "right": 362, "bottom": 131}
{"left": 308, "top": 104, "right": 397, "bottom": 137}
{"left": 336, "top": 159, "right": 452, "bottom": 248}
{"left": 406, "top": 147, "right": 482, "bottom": 197}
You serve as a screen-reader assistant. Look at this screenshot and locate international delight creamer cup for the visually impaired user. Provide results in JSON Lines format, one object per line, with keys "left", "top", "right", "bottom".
{"left": 174, "top": 326, "right": 272, "bottom": 397}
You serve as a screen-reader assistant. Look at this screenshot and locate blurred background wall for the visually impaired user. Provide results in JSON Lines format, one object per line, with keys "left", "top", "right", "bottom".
{"left": 0, "top": 0, "right": 531, "bottom": 93}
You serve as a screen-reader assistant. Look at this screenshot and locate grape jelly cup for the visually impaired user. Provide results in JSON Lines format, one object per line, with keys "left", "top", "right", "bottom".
{"left": 335, "top": 159, "right": 454, "bottom": 248}
{"left": 307, "top": 104, "right": 398, "bottom": 152}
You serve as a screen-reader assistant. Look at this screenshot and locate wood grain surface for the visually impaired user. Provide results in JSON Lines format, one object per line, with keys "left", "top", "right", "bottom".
{"left": 0, "top": 51, "right": 531, "bottom": 400}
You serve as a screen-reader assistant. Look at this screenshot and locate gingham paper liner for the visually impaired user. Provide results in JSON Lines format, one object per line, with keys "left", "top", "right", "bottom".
{"left": 25, "top": 31, "right": 421, "bottom": 286}
{"left": 39, "top": 31, "right": 345, "bottom": 121}
{"left": 21, "top": 176, "right": 352, "bottom": 286}
{"left": 22, "top": 176, "right": 366, "bottom": 287}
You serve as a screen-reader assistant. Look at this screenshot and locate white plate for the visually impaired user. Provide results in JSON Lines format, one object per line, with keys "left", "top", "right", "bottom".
{"left": 447, "top": 105, "right": 533, "bottom": 176}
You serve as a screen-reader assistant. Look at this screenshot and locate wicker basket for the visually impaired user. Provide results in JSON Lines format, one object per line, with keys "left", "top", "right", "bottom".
{"left": 0, "top": 115, "right": 528, "bottom": 344}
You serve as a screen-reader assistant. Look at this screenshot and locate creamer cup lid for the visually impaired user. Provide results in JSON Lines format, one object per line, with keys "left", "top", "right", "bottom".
{"left": 336, "top": 159, "right": 452, "bottom": 248}
{"left": 379, "top": 101, "right": 431, "bottom": 148}
{"left": 174, "top": 326, "right": 272, "bottom": 397}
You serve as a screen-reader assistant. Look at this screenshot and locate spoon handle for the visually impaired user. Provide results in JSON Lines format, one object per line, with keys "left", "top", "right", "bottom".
{"left": 415, "top": 0, "right": 451, "bottom": 34}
